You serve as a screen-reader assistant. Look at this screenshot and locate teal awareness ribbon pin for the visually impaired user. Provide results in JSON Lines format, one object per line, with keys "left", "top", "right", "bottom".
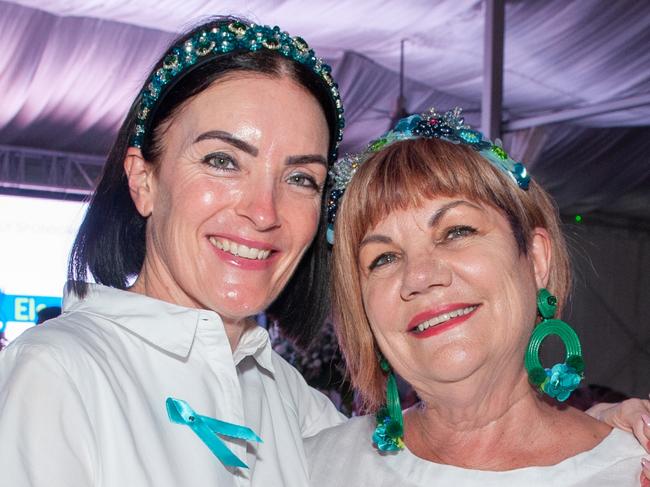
{"left": 166, "top": 397, "right": 262, "bottom": 468}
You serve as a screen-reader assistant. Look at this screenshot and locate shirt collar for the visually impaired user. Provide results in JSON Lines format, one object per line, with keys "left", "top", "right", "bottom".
{"left": 64, "top": 283, "right": 200, "bottom": 358}
{"left": 233, "top": 325, "right": 275, "bottom": 374}
{"left": 63, "top": 283, "right": 275, "bottom": 373}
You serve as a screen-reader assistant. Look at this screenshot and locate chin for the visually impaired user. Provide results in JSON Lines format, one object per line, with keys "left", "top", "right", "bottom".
{"left": 211, "top": 290, "right": 274, "bottom": 321}
{"left": 426, "top": 345, "right": 485, "bottom": 382}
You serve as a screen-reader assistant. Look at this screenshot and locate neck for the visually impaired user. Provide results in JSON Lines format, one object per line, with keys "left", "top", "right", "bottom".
{"left": 130, "top": 260, "right": 251, "bottom": 351}
{"left": 405, "top": 369, "right": 561, "bottom": 469}
{"left": 415, "top": 365, "right": 535, "bottom": 427}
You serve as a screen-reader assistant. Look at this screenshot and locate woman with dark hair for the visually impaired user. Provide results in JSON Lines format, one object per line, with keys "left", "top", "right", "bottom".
{"left": 0, "top": 17, "right": 345, "bottom": 487}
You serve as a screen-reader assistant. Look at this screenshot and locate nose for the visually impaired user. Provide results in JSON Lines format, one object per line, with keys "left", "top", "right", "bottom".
{"left": 235, "top": 179, "right": 281, "bottom": 231}
{"left": 399, "top": 251, "right": 452, "bottom": 301}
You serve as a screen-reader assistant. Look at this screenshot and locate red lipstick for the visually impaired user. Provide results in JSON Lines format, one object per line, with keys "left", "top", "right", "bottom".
{"left": 407, "top": 304, "right": 479, "bottom": 339}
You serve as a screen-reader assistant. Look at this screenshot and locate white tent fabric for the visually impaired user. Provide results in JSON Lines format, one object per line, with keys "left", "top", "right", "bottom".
{"left": 5, "top": 0, "right": 650, "bottom": 124}
{"left": 1, "top": 0, "right": 649, "bottom": 216}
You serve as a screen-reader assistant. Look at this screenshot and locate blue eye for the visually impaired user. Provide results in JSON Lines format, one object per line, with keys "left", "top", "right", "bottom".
{"left": 203, "top": 152, "right": 237, "bottom": 170}
{"left": 445, "top": 225, "right": 477, "bottom": 240}
{"left": 369, "top": 252, "right": 397, "bottom": 270}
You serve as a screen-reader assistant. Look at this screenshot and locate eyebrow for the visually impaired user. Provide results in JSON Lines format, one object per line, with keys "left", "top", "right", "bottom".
{"left": 194, "top": 130, "right": 258, "bottom": 157}
{"left": 194, "top": 130, "right": 327, "bottom": 167}
{"left": 428, "top": 200, "right": 483, "bottom": 228}
{"left": 359, "top": 234, "right": 393, "bottom": 249}
{"left": 287, "top": 154, "right": 328, "bottom": 167}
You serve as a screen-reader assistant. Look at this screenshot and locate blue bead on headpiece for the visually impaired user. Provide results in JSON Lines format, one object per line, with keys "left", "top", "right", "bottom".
{"left": 326, "top": 107, "right": 530, "bottom": 243}
{"left": 130, "top": 20, "right": 345, "bottom": 160}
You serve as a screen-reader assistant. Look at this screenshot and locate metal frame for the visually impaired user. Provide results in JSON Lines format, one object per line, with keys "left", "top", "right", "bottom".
{"left": 0, "top": 144, "right": 104, "bottom": 197}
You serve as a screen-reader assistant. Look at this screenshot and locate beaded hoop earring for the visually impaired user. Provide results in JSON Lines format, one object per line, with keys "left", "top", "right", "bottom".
{"left": 525, "top": 288, "right": 584, "bottom": 401}
{"left": 372, "top": 357, "right": 404, "bottom": 451}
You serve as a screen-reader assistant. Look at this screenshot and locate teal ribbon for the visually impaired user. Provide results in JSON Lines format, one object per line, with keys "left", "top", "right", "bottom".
{"left": 166, "top": 397, "right": 262, "bottom": 468}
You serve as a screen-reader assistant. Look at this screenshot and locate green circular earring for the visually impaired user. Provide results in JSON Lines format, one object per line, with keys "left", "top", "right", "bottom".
{"left": 372, "top": 357, "right": 404, "bottom": 451}
{"left": 524, "top": 288, "right": 584, "bottom": 402}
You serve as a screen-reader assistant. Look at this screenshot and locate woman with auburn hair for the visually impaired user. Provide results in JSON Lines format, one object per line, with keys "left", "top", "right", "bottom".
{"left": 308, "top": 108, "right": 650, "bottom": 486}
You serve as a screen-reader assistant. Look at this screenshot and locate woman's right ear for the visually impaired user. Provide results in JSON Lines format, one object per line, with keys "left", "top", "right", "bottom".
{"left": 124, "top": 147, "right": 155, "bottom": 217}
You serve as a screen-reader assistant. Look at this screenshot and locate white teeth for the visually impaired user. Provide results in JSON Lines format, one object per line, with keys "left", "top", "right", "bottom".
{"left": 414, "top": 306, "right": 478, "bottom": 333}
{"left": 209, "top": 237, "right": 272, "bottom": 260}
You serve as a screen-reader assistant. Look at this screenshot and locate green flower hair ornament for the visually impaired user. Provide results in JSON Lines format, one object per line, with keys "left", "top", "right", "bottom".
{"left": 326, "top": 107, "right": 530, "bottom": 244}
{"left": 130, "top": 20, "right": 345, "bottom": 160}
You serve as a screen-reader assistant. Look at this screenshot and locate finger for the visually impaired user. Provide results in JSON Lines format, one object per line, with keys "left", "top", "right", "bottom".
{"left": 643, "top": 415, "right": 650, "bottom": 452}
{"left": 641, "top": 458, "right": 650, "bottom": 486}
{"left": 632, "top": 415, "right": 650, "bottom": 452}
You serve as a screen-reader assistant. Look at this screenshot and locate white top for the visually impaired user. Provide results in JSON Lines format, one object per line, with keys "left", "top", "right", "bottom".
{"left": 306, "top": 415, "right": 645, "bottom": 487}
{"left": 0, "top": 284, "right": 345, "bottom": 487}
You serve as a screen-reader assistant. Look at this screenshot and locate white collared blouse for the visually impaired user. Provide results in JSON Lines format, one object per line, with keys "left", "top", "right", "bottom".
{"left": 0, "top": 284, "right": 344, "bottom": 487}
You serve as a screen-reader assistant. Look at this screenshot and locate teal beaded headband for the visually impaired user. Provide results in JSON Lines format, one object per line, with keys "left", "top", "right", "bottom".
{"left": 130, "top": 20, "right": 345, "bottom": 159}
{"left": 326, "top": 107, "right": 530, "bottom": 243}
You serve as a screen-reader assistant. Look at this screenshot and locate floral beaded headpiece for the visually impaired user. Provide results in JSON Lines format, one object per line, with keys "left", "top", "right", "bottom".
{"left": 130, "top": 19, "right": 345, "bottom": 160}
{"left": 326, "top": 107, "right": 530, "bottom": 244}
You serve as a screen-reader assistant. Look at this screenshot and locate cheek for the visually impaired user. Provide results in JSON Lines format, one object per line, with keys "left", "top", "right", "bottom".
{"left": 185, "top": 182, "right": 238, "bottom": 224}
{"left": 462, "top": 248, "right": 537, "bottom": 335}
{"left": 455, "top": 241, "right": 522, "bottom": 290}
{"left": 200, "top": 189, "right": 217, "bottom": 206}
{"left": 362, "top": 279, "right": 398, "bottom": 339}
{"left": 285, "top": 199, "right": 321, "bottom": 247}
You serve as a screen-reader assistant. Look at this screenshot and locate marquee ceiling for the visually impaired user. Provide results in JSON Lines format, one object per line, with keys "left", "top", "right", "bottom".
{"left": 1, "top": 0, "right": 649, "bottom": 218}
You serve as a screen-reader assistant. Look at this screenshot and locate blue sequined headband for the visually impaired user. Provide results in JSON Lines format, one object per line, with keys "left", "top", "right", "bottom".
{"left": 326, "top": 107, "right": 530, "bottom": 244}
{"left": 130, "top": 20, "right": 345, "bottom": 160}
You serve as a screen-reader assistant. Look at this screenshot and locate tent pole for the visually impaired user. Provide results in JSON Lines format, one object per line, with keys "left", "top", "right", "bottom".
{"left": 482, "top": 0, "right": 505, "bottom": 141}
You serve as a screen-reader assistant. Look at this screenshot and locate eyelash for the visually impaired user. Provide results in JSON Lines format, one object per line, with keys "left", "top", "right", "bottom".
{"left": 368, "top": 252, "right": 397, "bottom": 271}
{"left": 368, "top": 225, "right": 476, "bottom": 270}
{"left": 286, "top": 173, "right": 321, "bottom": 192}
{"left": 201, "top": 153, "right": 321, "bottom": 191}
{"left": 202, "top": 152, "right": 237, "bottom": 171}
{"left": 445, "top": 225, "right": 477, "bottom": 240}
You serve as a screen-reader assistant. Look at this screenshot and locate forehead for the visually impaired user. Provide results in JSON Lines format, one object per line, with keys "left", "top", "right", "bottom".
{"left": 365, "top": 196, "right": 486, "bottom": 231}
{"left": 165, "top": 74, "right": 329, "bottom": 155}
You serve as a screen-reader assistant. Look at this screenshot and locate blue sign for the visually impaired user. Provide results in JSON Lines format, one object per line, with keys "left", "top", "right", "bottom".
{"left": 0, "top": 294, "right": 62, "bottom": 332}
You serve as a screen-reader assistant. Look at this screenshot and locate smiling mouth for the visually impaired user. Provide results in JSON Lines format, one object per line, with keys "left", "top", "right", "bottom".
{"left": 208, "top": 237, "right": 273, "bottom": 260}
{"left": 412, "top": 305, "right": 479, "bottom": 333}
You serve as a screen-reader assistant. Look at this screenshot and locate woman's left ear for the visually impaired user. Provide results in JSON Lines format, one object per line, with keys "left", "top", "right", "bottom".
{"left": 530, "top": 227, "right": 552, "bottom": 289}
